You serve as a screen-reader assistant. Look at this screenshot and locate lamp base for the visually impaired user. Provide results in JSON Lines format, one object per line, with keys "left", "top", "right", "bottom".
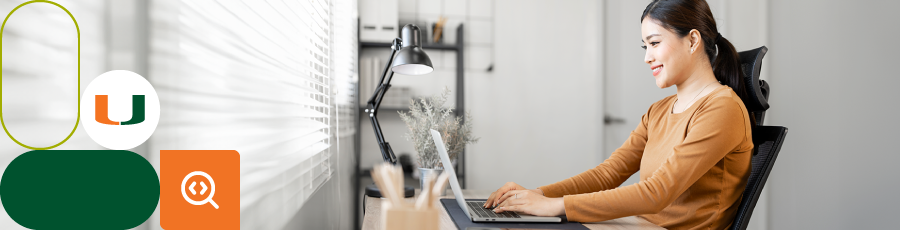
{"left": 365, "top": 183, "right": 415, "bottom": 198}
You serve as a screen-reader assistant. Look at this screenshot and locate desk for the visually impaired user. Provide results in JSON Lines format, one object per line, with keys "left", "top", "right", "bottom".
{"left": 362, "top": 190, "right": 664, "bottom": 230}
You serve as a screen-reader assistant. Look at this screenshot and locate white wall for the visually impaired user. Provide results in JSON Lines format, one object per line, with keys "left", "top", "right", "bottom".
{"left": 766, "top": 1, "right": 900, "bottom": 229}
{"left": 465, "top": 0, "right": 604, "bottom": 190}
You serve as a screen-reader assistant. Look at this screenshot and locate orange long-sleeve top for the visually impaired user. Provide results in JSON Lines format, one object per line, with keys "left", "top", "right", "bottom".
{"left": 538, "top": 86, "right": 753, "bottom": 230}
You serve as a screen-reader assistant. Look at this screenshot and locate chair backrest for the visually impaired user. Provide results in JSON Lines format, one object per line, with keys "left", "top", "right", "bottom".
{"left": 738, "top": 46, "right": 770, "bottom": 126}
{"left": 729, "top": 46, "right": 789, "bottom": 230}
{"left": 729, "top": 125, "right": 787, "bottom": 230}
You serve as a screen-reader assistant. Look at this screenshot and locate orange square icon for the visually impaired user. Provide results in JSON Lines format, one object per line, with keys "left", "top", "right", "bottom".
{"left": 161, "top": 150, "right": 240, "bottom": 229}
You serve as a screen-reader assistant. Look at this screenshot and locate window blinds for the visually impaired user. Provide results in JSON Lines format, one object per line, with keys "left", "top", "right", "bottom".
{"left": 148, "top": 0, "right": 354, "bottom": 228}
{"left": 333, "top": 0, "right": 358, "bottom": 138}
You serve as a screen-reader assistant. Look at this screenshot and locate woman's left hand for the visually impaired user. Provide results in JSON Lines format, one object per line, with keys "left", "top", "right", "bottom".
{"left": 493, "top": 190, "right": 566, "bottom": 217}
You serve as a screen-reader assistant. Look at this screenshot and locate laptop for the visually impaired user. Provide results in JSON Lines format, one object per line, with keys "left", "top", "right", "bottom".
{"left": 430, "top": 129, "right": 562, "bottom": 223}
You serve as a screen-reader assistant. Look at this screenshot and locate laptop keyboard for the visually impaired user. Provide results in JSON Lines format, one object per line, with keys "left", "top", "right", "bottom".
{"left": 466, "top": 201, "right": 521, "bottom": 219}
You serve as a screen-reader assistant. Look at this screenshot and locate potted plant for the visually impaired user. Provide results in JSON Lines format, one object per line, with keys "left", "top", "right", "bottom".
{"left": 399, "top": 87, "right": 478, "bottom": 194}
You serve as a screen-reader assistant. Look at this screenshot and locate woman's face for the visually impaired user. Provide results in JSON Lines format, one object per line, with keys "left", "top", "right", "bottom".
{"left": 641, "top": 19, "right": 693, "bottom": 88}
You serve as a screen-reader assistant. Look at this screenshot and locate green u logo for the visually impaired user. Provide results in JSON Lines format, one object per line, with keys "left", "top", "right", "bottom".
{"left": 95, "top": 95, "right": 145, "bottom": 125}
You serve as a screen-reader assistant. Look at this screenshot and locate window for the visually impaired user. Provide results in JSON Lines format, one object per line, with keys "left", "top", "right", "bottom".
{"left": 148, "top": 0, "right": 356, "bottom": 228}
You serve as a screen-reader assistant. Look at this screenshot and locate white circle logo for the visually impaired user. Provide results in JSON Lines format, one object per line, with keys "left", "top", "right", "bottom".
{"left": 80, "top": 70, "right": 160, "bottom": 150}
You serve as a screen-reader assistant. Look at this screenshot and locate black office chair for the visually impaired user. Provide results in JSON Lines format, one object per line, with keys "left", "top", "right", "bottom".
{"left": 729, "top": 46, "right": 789, "bottom": 230}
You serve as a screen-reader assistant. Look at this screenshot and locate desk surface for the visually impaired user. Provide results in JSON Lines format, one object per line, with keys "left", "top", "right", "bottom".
{"left": 362, "top": 190, "right": 664, "bottom": 230}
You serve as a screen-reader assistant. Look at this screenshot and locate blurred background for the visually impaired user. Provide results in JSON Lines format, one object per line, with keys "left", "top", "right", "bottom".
{"left": 0, "top": 0, "right": 897, "bottom": 229}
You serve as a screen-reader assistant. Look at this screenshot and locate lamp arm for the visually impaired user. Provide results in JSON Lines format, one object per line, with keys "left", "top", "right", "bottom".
{"left": 368, "top": 113, "right": 396, "bottom": 163}
{"left": 366, "top": 38, "right": 403, "bottom": 164}
{"left": 367, "top": 38, "right": 402, "bottom": 112}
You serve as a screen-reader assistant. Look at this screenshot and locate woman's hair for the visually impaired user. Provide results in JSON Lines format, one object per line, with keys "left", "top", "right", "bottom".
{"left": 641, "top": 0, "right": 749, "bottom": 105}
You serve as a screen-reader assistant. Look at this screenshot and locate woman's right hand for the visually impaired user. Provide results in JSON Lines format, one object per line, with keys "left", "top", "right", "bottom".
{"left": 484, "top": 182, "right": 541, "bottom": 208}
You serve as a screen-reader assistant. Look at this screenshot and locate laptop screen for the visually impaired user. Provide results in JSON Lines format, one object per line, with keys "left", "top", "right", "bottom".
{"left": 430, "top": 129, "right": 472, "bottom": 218}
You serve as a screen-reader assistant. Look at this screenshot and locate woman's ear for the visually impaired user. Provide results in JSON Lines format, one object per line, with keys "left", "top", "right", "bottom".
{"left": 688, "top": 29, "right": 701, "bottom": 54}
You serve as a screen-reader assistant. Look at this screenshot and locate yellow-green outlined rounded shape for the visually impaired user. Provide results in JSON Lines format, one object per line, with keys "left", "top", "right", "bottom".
{"left": 0, "top": 0, "right": 80, "bottom": 150}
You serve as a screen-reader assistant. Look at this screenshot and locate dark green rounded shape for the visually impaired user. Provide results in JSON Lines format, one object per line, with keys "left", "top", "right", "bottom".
{"left": 0, "top": 150, "right": 160, "bottom": 229}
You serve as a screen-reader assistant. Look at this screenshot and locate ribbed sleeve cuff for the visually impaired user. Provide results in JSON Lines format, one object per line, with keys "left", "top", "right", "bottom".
{"left": 537, "top": 185, "right": 562, "bottom": 198}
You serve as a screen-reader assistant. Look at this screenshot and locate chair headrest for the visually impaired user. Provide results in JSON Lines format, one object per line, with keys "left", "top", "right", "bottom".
{"left": 738, "top": 46, "right": 770, "bottom": 113}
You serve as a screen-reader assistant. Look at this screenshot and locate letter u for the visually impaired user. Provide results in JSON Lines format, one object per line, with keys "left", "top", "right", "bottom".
{"left": 95, "top": 95, "right": 145, "bottom": 125}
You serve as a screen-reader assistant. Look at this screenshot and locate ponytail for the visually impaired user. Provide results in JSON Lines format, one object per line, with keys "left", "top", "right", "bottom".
{"left": 711, "top": 34, "right": 750, "bottom": 105}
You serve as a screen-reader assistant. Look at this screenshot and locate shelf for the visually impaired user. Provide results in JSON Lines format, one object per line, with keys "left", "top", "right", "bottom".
{"left": 360, "top": 41, "right": 462, "bottom": 51}
{"left": 359, "top": 107, "right": 410, "bottom": 115}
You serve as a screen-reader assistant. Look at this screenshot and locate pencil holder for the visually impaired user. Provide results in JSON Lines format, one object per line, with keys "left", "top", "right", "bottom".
{"left": 381, "top": 201, "right": 439, "bottom": 230}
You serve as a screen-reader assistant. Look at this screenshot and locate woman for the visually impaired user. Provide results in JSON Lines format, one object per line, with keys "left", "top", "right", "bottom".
{"left": 483, "top": 0, "right": 754, "bottom": 229}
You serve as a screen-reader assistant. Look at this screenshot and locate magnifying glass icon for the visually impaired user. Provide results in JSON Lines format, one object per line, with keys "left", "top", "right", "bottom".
{"left": 181, "top": 171, "right": 219, "bottom": 209}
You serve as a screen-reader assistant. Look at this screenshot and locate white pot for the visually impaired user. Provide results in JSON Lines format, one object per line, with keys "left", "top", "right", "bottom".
{"left": 418, "top": 167, "right": 448, "bottom": 196}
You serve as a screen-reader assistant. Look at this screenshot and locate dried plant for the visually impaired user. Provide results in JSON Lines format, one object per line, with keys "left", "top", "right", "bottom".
{"left": 399, "top": 87, "right": 478, "bottom": 169}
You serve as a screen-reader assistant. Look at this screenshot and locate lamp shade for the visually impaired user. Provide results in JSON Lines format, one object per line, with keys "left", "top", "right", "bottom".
{"left": 391, "top": 24, "right": 433, "bottom": 75}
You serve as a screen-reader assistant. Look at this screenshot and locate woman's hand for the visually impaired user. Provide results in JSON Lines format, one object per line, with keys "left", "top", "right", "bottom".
{"left": 493, "top": 190, "right": 566, "bottom": 217}
{"left": 484, "top": 182, "right": 529, "bottom": 208}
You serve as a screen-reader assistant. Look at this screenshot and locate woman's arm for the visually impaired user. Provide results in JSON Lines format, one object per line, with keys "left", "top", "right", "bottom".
{"left": 558, "top": 98, "right": 750, "bottom": 222}
{"left": 536, "top": 110, "right": 651, "bottom": 198}
{"left": 487, "top": 109, "right": 651, "bottom": 208}
{"left": 491, "top": 109, "right": 654, "bottom": 215}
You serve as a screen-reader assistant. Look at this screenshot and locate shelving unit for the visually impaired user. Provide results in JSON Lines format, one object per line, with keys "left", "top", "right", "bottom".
{"left": 353, "top": 23, "right": 466, "bottom": 229}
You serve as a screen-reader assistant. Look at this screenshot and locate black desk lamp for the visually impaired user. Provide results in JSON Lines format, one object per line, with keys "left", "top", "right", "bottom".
{"left": 364, "top": 24, "right": 433, "bottom": 198}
